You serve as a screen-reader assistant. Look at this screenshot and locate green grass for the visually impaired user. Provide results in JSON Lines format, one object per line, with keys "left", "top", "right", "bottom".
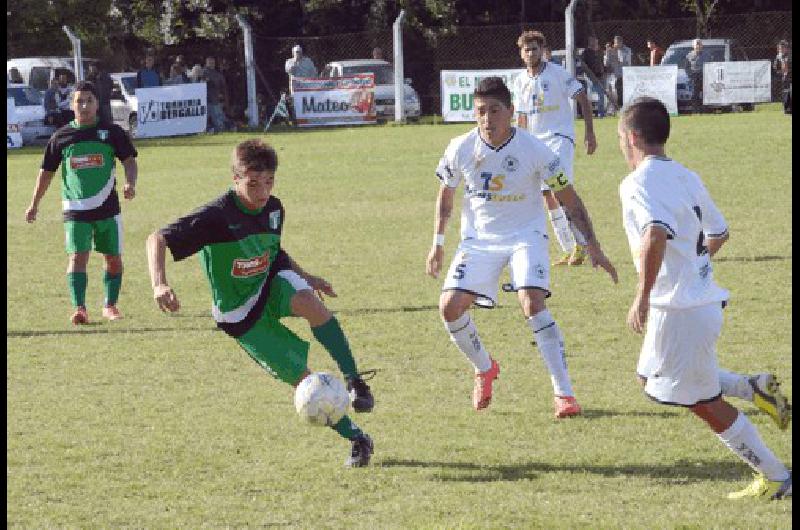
{"left": 7, "top": 104, "right": 792, "bottom": 528}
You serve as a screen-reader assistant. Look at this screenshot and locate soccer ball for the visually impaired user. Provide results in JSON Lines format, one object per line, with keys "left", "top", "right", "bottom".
{"left": 294, "top": 372, "right": 350, "bottom": 426}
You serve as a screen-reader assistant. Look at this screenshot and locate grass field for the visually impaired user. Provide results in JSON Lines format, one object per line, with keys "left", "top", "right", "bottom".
{"left": 7, "top": 105, "right": 792, "bottom": 528}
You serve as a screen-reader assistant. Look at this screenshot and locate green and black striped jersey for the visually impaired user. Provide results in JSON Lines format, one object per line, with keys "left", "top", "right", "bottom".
{"left": 160, "top": 189, "right": 291, "bottom": 337}
{"left": 41, "top": 119, "right": 137, "bottom": 222}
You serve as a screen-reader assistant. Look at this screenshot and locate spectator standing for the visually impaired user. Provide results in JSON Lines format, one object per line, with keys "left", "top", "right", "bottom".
{"left": 87, "top": 63, "right": 113, "bottom": 124}
{"left": 684, "top": 38, "right": 710, "bottom": 113}
{"left": 647, "top": 39, "right": 665, "bottom": 66}
{"left": 372, "top": 47, "right": 385, "bottom": 61}
{"left": 56, "top": 73, "right": 75, "bottom": 123}
{"left": 612, "top": 35, "right": 632, "bottom": 107}
{"left": 774, "top": 40, "right": 792, "bottom": 114}
{"left": 165, "top": 63, "right": 190, "bottom": 85}
{"left": 8, "top": 67, "right": 24, "bottom": 84}
{"left": 203, "top": 56, "right": 229, "bottom": 133}
{"left": 581, "top": 35, "right": 606, "bottom": 117}
{"left": 136, "top": 54, "right": 161, "bottom": 89}
{"left": 285, "top": 45, "right": 317, "bottom": 91}
{"left": 604, "top": 41, "right": 621, "bottom": 110}
{"left": 188, "top": 64, "right": 205, "bottom": 83}
{"left": 43, "top": 78, "right": 64, "bottom": 127}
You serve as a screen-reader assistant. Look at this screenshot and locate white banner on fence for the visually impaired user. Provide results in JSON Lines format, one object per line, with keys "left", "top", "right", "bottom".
{"left": 703, "top": 61, "right": 772, "bottom": 105}
{"left": 622, "top": 66, "right": 678, "bottom": 115}
{"left": 440, "top": 69, "right": 526, "bottom": 122}
{"left": 7, "top": 97, "right": 22, "bottom": 149}
{"left": 135, "top": 83, "right": 207, "bottom": 138}
{"left": 291, "top": 74, "right": 377, "bottom": 127}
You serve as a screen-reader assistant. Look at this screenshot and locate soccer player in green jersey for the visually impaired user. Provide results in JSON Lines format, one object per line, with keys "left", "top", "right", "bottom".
{"left": 146, "top": 139, "right": 375, "bottom": 467}
{"left": 25, "top": 81, "right": 138, "bottom": 325}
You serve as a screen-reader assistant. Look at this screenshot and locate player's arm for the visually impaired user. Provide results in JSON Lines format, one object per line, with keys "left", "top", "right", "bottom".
{"left": 552, "top": 184, "right": 618, "bottom": 283}
{"left": 121, "top": 156, "right": 138, "bottom": 200}
{"left": 628, "top": 225, "right": 667, "bottom": 334}
{"left": 574, "top": 89, "right": 596, "bottom": 155}
{"left": 426, "top": 184, "right": 455, "bottom": 278}
{"left": 283, "top": 251, "right": 337, "bottom": 299}
{"left": 25, "top": 169, "right": 56, "bottom": 223}
{"left": 146, "top": 231, "right": 180, "bottom": 312}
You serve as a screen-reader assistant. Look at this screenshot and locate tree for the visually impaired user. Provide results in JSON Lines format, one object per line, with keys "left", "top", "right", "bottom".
{"left": 683, "top": 0, "right": 723, "bottom": 37}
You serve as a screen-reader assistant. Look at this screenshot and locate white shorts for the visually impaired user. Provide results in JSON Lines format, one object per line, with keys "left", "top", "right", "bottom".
{"left": 540, "top": 135, "right": 575, "bottom": 192}
{"left": 637, "top": 303, "right": 724, "bottom": 406}
{"left": 442, "top": 235, "right": 550, "bottom": 308}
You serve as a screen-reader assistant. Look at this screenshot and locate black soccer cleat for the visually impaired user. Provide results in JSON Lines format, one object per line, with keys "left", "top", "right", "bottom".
{"left": 347, "top": 371, "right": 376, "bottom": 413}
{"left": 345, "top": 433, "right": 373, "bottom": 468}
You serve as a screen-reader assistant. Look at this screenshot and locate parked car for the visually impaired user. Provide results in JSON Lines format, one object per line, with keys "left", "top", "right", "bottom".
{"left": 320, "top": 59, "right": 421, "bottom": 120}
{"left": 109, "top": 72, "right": 139, "bottom": 136}
{"left": 6, "top": 83, "right": 55, "bottom": 144}
{"left": 660, "top": 38, "right": 751, "bottom": 112}
{"left": 7, "top": 57, "right": 97, "bottom": 93}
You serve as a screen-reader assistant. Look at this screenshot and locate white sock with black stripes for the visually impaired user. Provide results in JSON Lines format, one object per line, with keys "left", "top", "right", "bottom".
{"left": 444, "top": 313, "right": 492, "bottom": 373}
{"left": 719, "top": 369, "right": 753, "bottom": 401}
{"left": 569, "top": 220, "right": 588, "bottom": 247}
{"left": 548, "top": 207, "right": 576, "bottom": 253}
{"left": 717, "top": 412, "right": 789, "bottom": 481}
{"left": 527, "top": 309, "right": 574, "bottom": 397}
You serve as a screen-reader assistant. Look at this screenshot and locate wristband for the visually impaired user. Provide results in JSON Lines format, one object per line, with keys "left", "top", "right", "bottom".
{"left": 433, "top": 234, "right": 445, "bottom": 246}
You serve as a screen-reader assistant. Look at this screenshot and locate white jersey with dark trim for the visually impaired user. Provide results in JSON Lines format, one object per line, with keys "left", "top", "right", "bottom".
{"left": 620, "top": 156, "right": 729, "bottom": 309}
{"left": 436, "top": 127, "right": 566, "bottom": 244}
{"left": 511, "top": 62, "right": 584, "bottom": 142}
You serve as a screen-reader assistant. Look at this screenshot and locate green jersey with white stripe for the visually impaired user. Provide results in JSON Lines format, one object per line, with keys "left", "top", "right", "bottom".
{"left": 160, "top": 190, "right": 292, "bottom": 337}
{"left": 41, "top": 119, "right": 137, "bottom": 222}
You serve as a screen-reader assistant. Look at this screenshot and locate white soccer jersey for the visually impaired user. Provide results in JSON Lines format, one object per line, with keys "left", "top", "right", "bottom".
{"left": 511, "top": 62, "right": 585, "bottom": 142}
{"left": 619, "top": 156, "right": 730, "bottom": 309}
{"left": 436, "top": 127, "right": 567, "bottom": 244}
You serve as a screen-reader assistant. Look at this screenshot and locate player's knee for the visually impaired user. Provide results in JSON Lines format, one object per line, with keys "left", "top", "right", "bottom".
{"left": 104, "top": 255, "right": 123, "bottom": 274}
{"left": 439, "top": 295, "right": 466, "bottom": 323}
{"left": 67, "top": 252, "right": 91, "bottom": 270}
{"left": 292, "top": 289, "right": 330, "bottom": 323}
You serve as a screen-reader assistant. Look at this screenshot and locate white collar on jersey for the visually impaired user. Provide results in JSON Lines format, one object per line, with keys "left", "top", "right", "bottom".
{"left": 478, "top": 127, "right": 517, "bottom": 152}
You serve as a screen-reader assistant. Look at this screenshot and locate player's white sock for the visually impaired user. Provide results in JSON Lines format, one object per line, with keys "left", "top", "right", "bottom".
{"left": 548, "top": 207, "right": 575, "bottom": 253}
{"left": 718, "top": 369, "right": 753, "bottom": 401}
{"left": 569, "top": 221, "right": 588, "bottom": 247}
{"left": 527, "top": 310, "right": 574, "bottom": 397}
{"left": 717, "top": 412, "right": 790, "bottom": 481}
{"left": 444, "top": 313, "right": 492, "bottom": 373}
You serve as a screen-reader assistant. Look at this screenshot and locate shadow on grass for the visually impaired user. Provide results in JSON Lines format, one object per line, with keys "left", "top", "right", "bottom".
{"left": 378, "top": 457, "right": 749, "bottom": 484}
{"left": 579, "top": 408, "right": 680, "bottom": 419}
{"left": 335, "top": 305, "right": 439, "bottom": 316}
{"left": 715, "top": 255, "right": 792, "bottom": 263}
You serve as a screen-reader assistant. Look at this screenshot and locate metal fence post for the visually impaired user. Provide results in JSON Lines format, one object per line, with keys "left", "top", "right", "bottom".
{"left": 565, "top": 0, "right": 579, "bottom": 116}
{"left": 393, "top": 10, "right": 406, "bottom": 123}
{"left": 62, "top": 26, "right": 83, "bottom": 82}
{"left": 235, "top": 14, "right": 259, "bottom": 128}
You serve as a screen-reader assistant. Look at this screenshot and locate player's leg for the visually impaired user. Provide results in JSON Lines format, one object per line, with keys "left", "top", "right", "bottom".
{"left": 440, "top": 245, "right": 503, "bottom": 410}
{"left": 93, "top": 215, "right": 125, "bottom": 320}
{"left": 236, "top": 310, "right": 373, "bottom": 467}
{"left": 719, "top": 369, "right": 792, "bottom": 430}
{"left": 692, "top": 398, "right": 791, "bottom": 500}
{"left": 510, "top": 240, "right": 580, "bottom": 418}
{"left": 275, "top": 270, "right": 374, "bottom": 413}
{"left": 64, "top": 220, "right": 93, "bottom": 324}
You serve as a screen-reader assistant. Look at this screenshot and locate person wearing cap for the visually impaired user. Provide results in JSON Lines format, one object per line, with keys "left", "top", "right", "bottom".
{"left": 284, "top": 44, "right": 318, "bottom": 91}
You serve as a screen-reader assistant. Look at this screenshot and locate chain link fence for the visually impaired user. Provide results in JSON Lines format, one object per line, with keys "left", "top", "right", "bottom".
{"left": 103, "top": 11, "right": 790, "bottom": 121}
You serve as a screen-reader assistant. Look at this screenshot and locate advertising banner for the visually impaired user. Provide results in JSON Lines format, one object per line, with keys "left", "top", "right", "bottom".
{"left": 622, "top": 65, "right": 679, "bottom": 115}
{"left": 7, "top": 97, "right": 23, "bottom": 149}
{"left": 703, "top": 61, "right": 772, "bottom": 105}
{"left": 135, "top": 83, "right": 207, "bottom": 138}
{"left": 291, "top": 74, "right": 376, "bottom": 127}
{"left": 440, "top": 69, "right": 526, "bottom": 122}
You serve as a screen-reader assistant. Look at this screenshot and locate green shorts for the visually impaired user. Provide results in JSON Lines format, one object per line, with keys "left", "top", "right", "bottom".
{"left": 236, "top": 271, "right": 310, "bottom": 386}
{"left": 64, "top": 215, "right": 123, "bottom": 255}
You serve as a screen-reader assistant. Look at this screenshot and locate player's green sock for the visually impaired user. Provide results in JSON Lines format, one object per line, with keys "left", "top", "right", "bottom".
{"left": 67, "top": 272, "right": 87, "bottom": 308}
{"left": 331, "top": 415, "right": 363, "bottom": 440}
{"left": 312, "top": 317, "right": 357, "bottom": 378}
{"left": 103, "top": 272, "right": 122, "bottom": 306}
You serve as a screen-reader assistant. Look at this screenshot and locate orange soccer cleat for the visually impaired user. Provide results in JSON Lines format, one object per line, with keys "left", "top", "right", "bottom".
{"left": 554, "top": 395, "right": 582, "bottom": 418}
{"left": 70, "top": 306, "right": 89, "bottom": 325}
{"left": 101, "top": 305, "right": 123, "bottom": 321}
{"left": 473, "top": 359, "right": 500, "bottom": 411}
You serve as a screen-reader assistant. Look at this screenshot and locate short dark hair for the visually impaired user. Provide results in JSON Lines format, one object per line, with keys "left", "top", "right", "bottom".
{"left": 621, "top": 97, "right": 670, "bottom": 145}
{"left": 73, "top": 81, "right": 98, "bottom": 99}
{"left": 232, "top": 139, "right": 278, "bottom": 174}
{"left": 473, "top": 77, "right": 512, "bottom": 108}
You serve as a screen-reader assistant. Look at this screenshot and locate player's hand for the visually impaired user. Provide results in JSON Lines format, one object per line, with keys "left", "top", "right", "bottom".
{"left": 585, "top": 130, "right": 597, "bottom": 155}
{"left": 426, "top": 245, "right": 444, "bottom": 278}
{"left": 153, "top": 284, "right": 180, "bottom": 313}
{"left": 307, "top": 275, "right": 337, "bottom": 300}
{"left": 587, "top": 245, "right": 618, "bottom": 283}
{"left": 124, "top": 183, "right": 136, "bottom": 200}
{"left": 25, "top": 204, "right": 38, "bottom": 223}
{"left": 627, "top": 292, "right": 649, "bottom": 334}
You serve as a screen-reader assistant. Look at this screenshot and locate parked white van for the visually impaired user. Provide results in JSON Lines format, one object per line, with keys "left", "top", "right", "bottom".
{"left": 6, "top": 57, "right": 97, "bottom": 92}
{"left": 109, "top": 72, "right": 139, "bottom": 135}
